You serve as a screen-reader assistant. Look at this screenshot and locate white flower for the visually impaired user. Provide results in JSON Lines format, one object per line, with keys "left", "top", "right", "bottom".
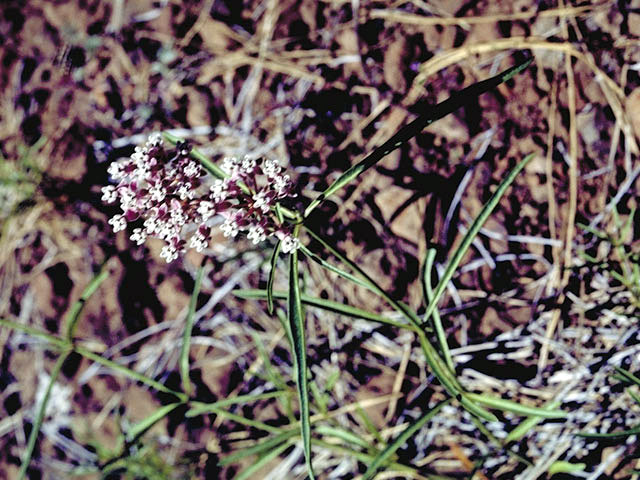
{"left": 183, "top": 161, "right": 201, "bottom": 178}
{"left": 273, "top": 174, "right": 291, "bottom": 197}
{"left": 144, "top": 216, "right": 159, "bottom": 235}
{"left": 177, "top": 182, "right": 194, "bottom": 201}
{"left": 149, "top": 184, "right": 166, "bottom": 202}
{"left": 170, "top": 207, "right": 186, "bottom": 226}
{"left": 197, "top": 201, "right": 216, "bottom": 221}
{"left": 247, "top": 224, "right": 266, "bottom": 244}
{"left": 108, "top": 214, "right": 127, "bottom": 232}
{"left": 107, "top": 161, "right": 125, "bottom": 180}
{"left": 130, "top": 228, "right": 147, "bottom": 245}
{"left": 131, "top": 146, "right": 148, "bottom": 164}
{"left": 252, "top": 190, "right": 271, "bottom": 213}
{"left": 189, "top": 231, "right": 208, "bottom": 252}
{"left": 222, "top": 157, "right": 240, "bottom": 176}
{"left": 280, "top": 234, "right": 299, "bottom": 254}
{"left": 210, "top": 179, "right": 229, "bottom": 202}
{"left": 220, "top": 217, "right": 239, "bottom": 238}
{"left": 262, "top": 158, "right": 281, "bottom": 177}
{"left": 101, "top": 185, "right": 117, "bottom": 203}
{"left": 241, "top": 156, "right": 256, "bottom": 173}
{"left": 146, "top": 132, "right": 163, "bottom": 147}
{"left": 160, "top": 244, "right": 179, "bottom": 263}
{"left": 157, "top": 222, "right": 178, "bottom": 241}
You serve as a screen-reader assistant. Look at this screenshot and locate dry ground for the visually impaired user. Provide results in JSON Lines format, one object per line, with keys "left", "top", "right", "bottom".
{"left": 1, "top": 0, "right": 640, "bottom": 479}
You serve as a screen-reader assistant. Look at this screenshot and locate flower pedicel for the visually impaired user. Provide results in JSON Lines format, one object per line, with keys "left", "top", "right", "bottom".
{"left": 103, "top": 133, "right": 299, "bottom": 262}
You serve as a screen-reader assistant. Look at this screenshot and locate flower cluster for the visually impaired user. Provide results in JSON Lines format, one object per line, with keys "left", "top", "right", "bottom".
{"left": 102, "top": 133, "right": 299, "bottom": 262}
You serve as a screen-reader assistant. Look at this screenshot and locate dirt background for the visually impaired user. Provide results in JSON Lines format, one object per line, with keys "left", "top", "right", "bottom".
{"left": 1, "top": 0, "right": 640, "bottom": 479}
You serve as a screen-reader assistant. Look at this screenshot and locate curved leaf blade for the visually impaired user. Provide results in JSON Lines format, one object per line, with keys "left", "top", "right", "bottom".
{"left": 423, "top": 153, "right": 536, "bottom": 323}
{"left": 288, "top": 248, "right": 315, "bottom": 479}
{"left": 304, "top": 58, "right": 533, "bottom": 217}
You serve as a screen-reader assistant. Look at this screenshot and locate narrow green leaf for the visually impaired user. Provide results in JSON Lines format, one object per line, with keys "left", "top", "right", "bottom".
{"left": 220, "top": 430, "right": 298, "bottom": 466}
{"left": 577, "top": 424, "right": 640, "bottom": 438}
{"left": 615, "top": 366, "right": 640, "bottom": 387}
{"left": 74, "top": 345, "right": 186, "bottom": 401}
{"left": 304, "top": 58, "right": 533, "bottom": 217}
{"left": 234, "top": 288, "right": 415, "bottom": 331}
{"left": 299, "top": 244, "right": 373, "bottom": 290}
{"left": 303, "top": 227, "right": 497, "bottom": 422}
{"left": 423, "top": 153, "right": 535, "bottom": 324}
{"left": 198, "top": 405, "right": 282, "bottom": 434}
{"left": 309, "top": 381, "right": 328, "bottom": 415}
{"left": 458, "top": 394, "right": 499, "bottom": 423}
{"left": 548, "top": 461, "right": 586, "bottom": 476}
{"left": 250, "top": 330, "right": 288, "bottom": 389}
{"left": 422, "top": 248, "right": 454, "bottom": 371}
{"left": 187, "top": 391, "right": 287, "bottom": 417}
{"left": 355, "top": 404, "right": 385, "bottom": 446}
{"left": 469, "top": 415, "right": 532, "bottom": 467}
{"left": 0, "top": 318, "right": 68, "bottom": 350}
{"left": 234, "top": 440, "right": 294, "bottom": 480}
{"left": 0, "top": 319, "right": 185, "bottom": 401}
{"left": 267, "top": 241, "right": 281, "bottom": 315}
{"left": 311, "top": 439, "right": 425, "bottom": 477}
{"left": 181, "top": 262, "right": 206, "bottom": 396}
{"left": 465, "top": 392, "right": 565, "bottom": 418}
{"left": 362, "top": 400, "right": 450, "bottom": 480}
{"left": 65, "top": 267, "right": 109, "bottom": 340}
{"left": 18, "top": 353, "right": 69, "bottom": 480}
{"left": 627, "top": 388, "right": 640, "bottom": 405}
{"left": 315, "top": 425, "right": 371, "bottom": 450}
{"left": 126, "top": 403, "right": 182, "bottom": 442}
{"left": 288, "top": 247, "right": 315, "bottom": 479}
{"left": 505, "top": 398, "right": 563, "bottom": 443}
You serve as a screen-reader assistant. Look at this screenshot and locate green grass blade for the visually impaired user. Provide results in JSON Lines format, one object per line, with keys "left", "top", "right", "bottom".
{"left": 423, "top": 153, "right": 535, "bottom": 323}
{"left": 504, "top": 398, "right": 563, "bottom": 443}
{"left": 615, "top": 366, "right": 640, "bottom": 387}
{"left": 234, "top": 440, "right": 294, "bottom": 480}
{"left": 220, "top": 430, "right": 298, "bottom": 466}
{"left": 315, "top": 425, "right": 372, "bottom": 451}
{"left": 0, "top": 319, "right": 185, "bottom": 400}
{"left": 74, "top": 345, "right": 186, "bottom": 401}
{"left": 0, "top": 318, "right": 68, "bottom": 350}
{"left": 234, "top": 288, "right": 416, "bottom": 331}
{"left": 355, "top": 404, "right": 385, "bottom": 446}
{"left": 267, "top": 241, "right": 281, "bottom": 315}
{"left": 18, "top": 352, "right": 69, "bottom": 480}
{"left": 181, "top": 262, "right": 206, "bottom": 396}
{"left": 303, "top": 227, "right": 496, "bottom": 421}
{"left": 288, "top": 247, "right": 315, "bottom": 479}
{"left": 627, "top": 388, "right": 640, "bottom": 405}
{"left": 577, "top": 424, "right": 640, "bottom": 438}
{"left": 303, "top": 58, "right": 532, "bottom": 217}
{"left": 548, "top": 461, "right": 586, "bottom": 476}
{"left": 126, "top": 403, "right": 182, "bottom": 442}
{"left": 187, "top": 391, "right": 287, "bottom": 417}
{"left": 65, "top": 267, "right": 109, "bottom": 340}
{"left": 198, "top": 405, "right": 282, "bottom": 434}
{"left": 465, "top": 393, "right": 565, "bottom": 418}
{"left": 422, "top": 248, "right": 454, "bottom": 371}
{"left": 299, "top": 244, "right": 373, "bottom": 290}
{"left": 310, "top": 439, "right": 436, "bottom": 477}
{"left": 362, "top": 400, "right": 450, "bottom": 480}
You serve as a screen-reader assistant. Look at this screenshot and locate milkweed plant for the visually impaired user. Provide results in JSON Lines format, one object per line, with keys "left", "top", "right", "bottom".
{"left": 12, "top": 56, "right": 583, "bottom": 480}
